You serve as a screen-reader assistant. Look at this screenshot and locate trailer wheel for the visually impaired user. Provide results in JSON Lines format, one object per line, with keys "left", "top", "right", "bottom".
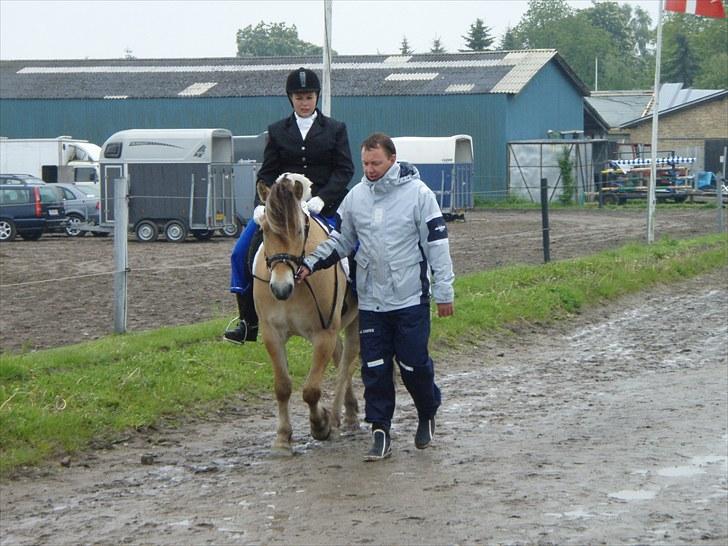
{"left": 135, "top": 220, "right": 158, "bottom": 242}
{"left": 192, "top": 229, "right": 214, "bottom": 241}
{"left": 164, "top": 220, "right": 188, "bottom": 243}
{"left": 220, "top": 222, "right": 241, "bottom": 237}
{"left": 0, "top": 219, "right": 17, "bottom": 242}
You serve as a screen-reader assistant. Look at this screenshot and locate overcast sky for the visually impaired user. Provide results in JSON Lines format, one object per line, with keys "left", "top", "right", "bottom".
{"left": 0, "top": 0, "right": 661, "bottom": 60}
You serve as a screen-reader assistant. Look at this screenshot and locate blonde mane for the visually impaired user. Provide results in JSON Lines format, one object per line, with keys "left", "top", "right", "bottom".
{"left": 265, "top": 177, "right": 303, "bottom": 238}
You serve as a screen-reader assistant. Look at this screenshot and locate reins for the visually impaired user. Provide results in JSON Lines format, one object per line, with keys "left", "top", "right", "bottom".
{"left": 253, "top": 213, "right": 339, "bottom": 330}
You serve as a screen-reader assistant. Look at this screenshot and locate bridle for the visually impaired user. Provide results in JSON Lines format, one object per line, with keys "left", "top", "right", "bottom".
{"left": 264, "top": 213, "right": 310, "bottom": 274}
{"left": 253, "top": 213, "right": 339, "bottom": 330}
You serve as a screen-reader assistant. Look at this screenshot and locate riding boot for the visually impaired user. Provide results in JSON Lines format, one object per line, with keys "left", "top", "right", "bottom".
{"left": 223, "top": 292, "right": 259, "bottom": 344}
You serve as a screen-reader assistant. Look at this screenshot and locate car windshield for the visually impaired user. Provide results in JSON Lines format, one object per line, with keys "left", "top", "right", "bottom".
{"left": 37, "top": 186, "right": 63, "bottom": 203}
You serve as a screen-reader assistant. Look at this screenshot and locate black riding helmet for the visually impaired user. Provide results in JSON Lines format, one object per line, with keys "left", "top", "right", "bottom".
{"left": 285, "top": 67, "right": 321, "bottom": 106}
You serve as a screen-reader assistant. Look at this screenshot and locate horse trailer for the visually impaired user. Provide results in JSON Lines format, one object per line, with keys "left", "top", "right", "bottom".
{"left": 391, "top": 135, "right": 474, "bottom": 220}
{"left": 99, "top": 129, "right": 236, "bottom": 242}
{"left": 229, "top": 132, "right": 268, "bottom": 235}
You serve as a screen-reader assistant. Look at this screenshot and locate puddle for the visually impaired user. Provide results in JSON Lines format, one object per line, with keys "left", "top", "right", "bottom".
{"left": 608, "top": 490, "right": 657, "bottom": 501}
{"left": 657, "top": 466, "right": 706, "bottom": 477}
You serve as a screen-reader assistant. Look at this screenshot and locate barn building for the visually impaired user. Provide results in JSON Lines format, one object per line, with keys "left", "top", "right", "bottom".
{"left": 0, "top": 51, "right": 590, "bottom": 198}
{"left": 586, "top": 84, "right": 728, "bottom": 174}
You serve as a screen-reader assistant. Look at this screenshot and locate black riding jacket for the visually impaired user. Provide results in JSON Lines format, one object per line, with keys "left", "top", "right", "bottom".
{"left": 257, "top": 109, "right": 355, "bottom": 218}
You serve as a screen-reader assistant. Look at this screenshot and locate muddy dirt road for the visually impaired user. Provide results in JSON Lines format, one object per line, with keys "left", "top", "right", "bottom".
{"left": 0, "top": 207, "right": 723, "bottom": 352}
{"left": 2, "top": 271, "right": 726, "bottom": 545}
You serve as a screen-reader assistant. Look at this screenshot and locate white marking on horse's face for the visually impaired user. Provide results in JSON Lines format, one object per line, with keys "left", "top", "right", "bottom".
{"left": 270, "top": 266, "right": 295, "bottom": 301}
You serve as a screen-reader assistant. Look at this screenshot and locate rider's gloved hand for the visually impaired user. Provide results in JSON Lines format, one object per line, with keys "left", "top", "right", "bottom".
{"left": 306, "top": 196, "right": 324, "bottom": 215}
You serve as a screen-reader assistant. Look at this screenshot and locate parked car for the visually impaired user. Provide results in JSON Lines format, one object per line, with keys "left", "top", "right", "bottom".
{"left": 0, "top": 175, "right": 67, "bottom": 241}
{"left": 53, "top": 182, "right": 101, "bottom": 237}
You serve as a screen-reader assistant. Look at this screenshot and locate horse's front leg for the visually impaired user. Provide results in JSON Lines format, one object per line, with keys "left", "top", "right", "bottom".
{"left": 304, "top": 330, "right": 337, "bottom": 440}
{"left": 262, "top": 329, "right": 294, "bottom": 455}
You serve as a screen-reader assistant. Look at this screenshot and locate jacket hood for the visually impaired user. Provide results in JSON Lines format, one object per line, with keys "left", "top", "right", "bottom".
{"left": 363, "top": 161, "right": 420, "bottom": 192}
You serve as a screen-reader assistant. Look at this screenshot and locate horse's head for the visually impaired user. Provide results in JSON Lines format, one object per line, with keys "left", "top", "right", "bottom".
{"left": 257, "top": 175, "right": 310, "bottom": 301}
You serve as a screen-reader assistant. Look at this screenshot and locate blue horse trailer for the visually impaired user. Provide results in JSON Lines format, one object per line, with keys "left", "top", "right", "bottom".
{"left": 391, "top": 135, "right": 474, "bottom": 220}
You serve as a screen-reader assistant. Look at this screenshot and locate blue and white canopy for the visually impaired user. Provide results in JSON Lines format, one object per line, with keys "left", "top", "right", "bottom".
{"left": 611, "top": 157, "right": 695, "bottom": 173}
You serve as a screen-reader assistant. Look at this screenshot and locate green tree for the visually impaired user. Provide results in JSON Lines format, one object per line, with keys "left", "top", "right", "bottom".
{"left": 509, "top": 0, "right": 574, "bottom": 48}
{"left": 499, "top": 26, "right": 521, "bottom": 50}
{"left": 400, "top": 36, "right": 414, "bottom": 55}
{"left": 663, "top": 32, "right": 699, "bottom": 86}
{"left": 662, "top": 10, "right": 728, "bottom": 88}
{"left": 430, "top": 37, "right": 446, "bottom": 54}
{"left": 236, "top": 21, "right": 324, "bottom": 57}
{"left": 461, "top": 18, "right": 494, "bottom": 51}
{"left": 506, "top": 0, "right": 654, "bottom": 90}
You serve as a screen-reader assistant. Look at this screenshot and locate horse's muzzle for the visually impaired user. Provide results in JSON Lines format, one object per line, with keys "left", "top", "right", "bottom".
{"left": 271, "top": 281, "right": 294, "bottom": 301}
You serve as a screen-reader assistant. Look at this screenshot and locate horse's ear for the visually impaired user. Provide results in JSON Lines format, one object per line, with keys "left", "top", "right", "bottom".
{"left": 293, "top": 179, "right": 304, "bottom": 201}
{"left": 257, "top": 180, "right": 269, "bottom": 202}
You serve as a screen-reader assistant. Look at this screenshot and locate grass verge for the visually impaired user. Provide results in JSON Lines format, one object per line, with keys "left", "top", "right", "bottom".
{"left": 1, "top": 234, "right": 726, "bottom": 476}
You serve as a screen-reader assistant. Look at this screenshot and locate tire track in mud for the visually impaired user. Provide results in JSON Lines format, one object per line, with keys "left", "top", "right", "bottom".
{"left": 2, "top": 270, "right": 726, "bottom": 545}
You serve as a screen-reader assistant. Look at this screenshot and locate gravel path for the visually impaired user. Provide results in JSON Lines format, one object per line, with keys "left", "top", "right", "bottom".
{"left": 2, "top": 270, "right": 726, "bottom": 545}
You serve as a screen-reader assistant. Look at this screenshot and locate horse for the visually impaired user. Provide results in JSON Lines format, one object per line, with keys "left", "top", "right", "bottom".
{"left": 253, "top": 173, "right": 360, "bottom": 455}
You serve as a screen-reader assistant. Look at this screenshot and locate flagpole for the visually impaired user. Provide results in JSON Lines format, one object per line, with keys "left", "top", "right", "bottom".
{"left": 647, "top": 0, "right": 665, "bottom": 244}
{"left": 322, "top": 0, "right": 332, "bottom": 117}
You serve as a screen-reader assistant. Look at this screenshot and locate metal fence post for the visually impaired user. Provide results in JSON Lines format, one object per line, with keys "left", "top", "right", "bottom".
{"left": 540, "top": 178, "right": 551, "bottom": 263}
{"left": 113, "top": 177, "right": 129, "bottom": 334}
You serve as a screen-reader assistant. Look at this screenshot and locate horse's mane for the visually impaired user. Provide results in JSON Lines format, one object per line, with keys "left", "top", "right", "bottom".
{"left": 265, "top": 178, "right": 302, "bottom": 238}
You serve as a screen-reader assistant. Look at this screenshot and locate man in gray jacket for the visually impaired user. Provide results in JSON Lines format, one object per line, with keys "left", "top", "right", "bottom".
{"left": 297, "top": 133, "right": 455, "bottom": 461}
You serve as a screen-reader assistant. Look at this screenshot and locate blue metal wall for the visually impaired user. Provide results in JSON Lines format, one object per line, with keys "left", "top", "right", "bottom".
{"left": 506, "top": 62, "right": 585, "bottom": 142}
{"left": 0, "top": 61, "right": 584, "bottom": 199}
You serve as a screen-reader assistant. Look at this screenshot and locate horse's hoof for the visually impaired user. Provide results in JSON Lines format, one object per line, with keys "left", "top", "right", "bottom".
{"left": 343, "top": 418, "right": 360, "bottom": 432}
{"left": 271, "top": 444, "right": 294, "bottom": 457}
{"left": 310, "top": 408, "right": 332, "bottom": 441}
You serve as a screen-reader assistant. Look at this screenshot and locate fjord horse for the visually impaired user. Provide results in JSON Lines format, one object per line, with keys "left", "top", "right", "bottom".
{"left": 254, "top": 174, "right": 359, "bottom": 454}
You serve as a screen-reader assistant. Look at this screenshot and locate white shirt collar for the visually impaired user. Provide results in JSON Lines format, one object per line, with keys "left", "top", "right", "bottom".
{"left": 295, "top": 111, "right": 318, "bottom": 139}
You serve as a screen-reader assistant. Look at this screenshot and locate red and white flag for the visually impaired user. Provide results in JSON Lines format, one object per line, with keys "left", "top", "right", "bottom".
{"left": 664, "top": 0, "right": 726, "bottom": 18}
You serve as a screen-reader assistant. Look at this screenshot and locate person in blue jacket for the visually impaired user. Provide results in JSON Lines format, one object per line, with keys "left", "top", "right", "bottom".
{"left": 224, "top": 67, "right": 354, "bottom": 344}
{"left": 297, "top": 133, "right": 455, "bottom": 461}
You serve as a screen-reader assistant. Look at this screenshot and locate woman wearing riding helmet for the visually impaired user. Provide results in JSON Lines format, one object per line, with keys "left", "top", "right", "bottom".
{"left": 224, "top": 67, "right": 355, "bottom": 345}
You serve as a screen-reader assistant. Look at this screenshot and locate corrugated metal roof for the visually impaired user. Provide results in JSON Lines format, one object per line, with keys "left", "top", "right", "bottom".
{"left": 587, "top": 84, "right": 726, "bottom": 129}
{"left": 585, "top": 91, "right": 652, "bottom": 128}
{"left": 0, "top": 50, "right": 589, "bottom": 100}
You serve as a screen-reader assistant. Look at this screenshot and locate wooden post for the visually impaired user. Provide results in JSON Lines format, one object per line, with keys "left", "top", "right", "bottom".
{"left": 113, "top": 177, "right": 129, "bottom": 334}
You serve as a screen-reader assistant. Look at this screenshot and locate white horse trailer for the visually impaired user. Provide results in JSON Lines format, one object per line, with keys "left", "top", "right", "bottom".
{"left": 99, "top": 129, "right": 236, "bottom": 242}
{"left": 391, "top": 135, "right": 474, "bottom": 220}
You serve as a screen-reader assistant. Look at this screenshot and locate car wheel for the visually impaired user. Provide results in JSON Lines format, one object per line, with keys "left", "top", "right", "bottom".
{"left": 135, "top": 220, "right": 158, "bottom": 242}
{"left": 0, "top": 218, "right": 17, "bottom": 242}
{"left": 192, "top": 229, "right": 214, "bottom": 241}
{"left": 220, "top": 222, "right": 241, "bottom": 237}
{"left": 65, "top": 213, "right": 87, "bottom": 237}
{"left": 19, "top": 230, "right": 43, "bottom": 241}
{"left": 164, "top": 220, "right": 188, "bottom": 243}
